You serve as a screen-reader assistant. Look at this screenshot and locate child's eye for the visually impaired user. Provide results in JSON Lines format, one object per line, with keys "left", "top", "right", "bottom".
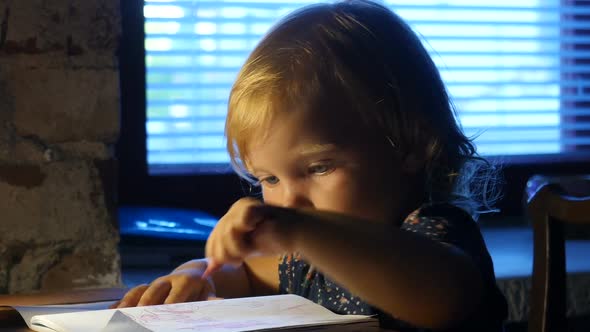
{"left": 308, "top": 163, "right": 333, "bottom": 175}
{"left": 260, "top": 176, "right": 280, "bottom": 186}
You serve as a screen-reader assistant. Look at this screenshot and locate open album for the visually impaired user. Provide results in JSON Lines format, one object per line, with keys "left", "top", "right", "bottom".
{"left": 6, "top": 294, "right": 379, "bottom": 332}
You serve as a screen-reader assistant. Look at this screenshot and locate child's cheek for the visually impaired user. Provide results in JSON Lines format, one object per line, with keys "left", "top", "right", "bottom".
{"left": 261, "top": 186, "right": 281, "bottom": 205}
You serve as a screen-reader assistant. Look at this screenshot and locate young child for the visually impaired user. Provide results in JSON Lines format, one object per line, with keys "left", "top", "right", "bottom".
{"left": 115, "top": 1, "right": 508, "bottom": 330}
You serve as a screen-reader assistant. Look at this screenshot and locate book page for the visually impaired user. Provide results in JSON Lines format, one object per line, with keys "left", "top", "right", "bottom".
{"left": 0, "top": 287, "right": 126, "bottom": 328}
{"left": 29, "top": 294, "right": 376, "bottom": 332}
{"left": 12, "top": 301, "right": 116, "bottom": 330}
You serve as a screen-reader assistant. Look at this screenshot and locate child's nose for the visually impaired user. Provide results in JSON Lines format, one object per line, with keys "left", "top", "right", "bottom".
{"left": 281, "top": 185, "right": 313, "bottom": 209}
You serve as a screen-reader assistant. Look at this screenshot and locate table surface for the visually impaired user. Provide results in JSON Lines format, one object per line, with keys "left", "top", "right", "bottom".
{"left": 2, "top": 227, "right": 589, "bottom": 330}
{"left": 0, "top": 325, "right": 398, "bottom": 332}
{"left": 0, "top": 327, "right": 30, "bottom": 332}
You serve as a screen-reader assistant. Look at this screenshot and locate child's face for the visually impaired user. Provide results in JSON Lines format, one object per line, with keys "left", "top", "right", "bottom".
{"left": 245, "top": 108, "right": 414, "bottom": 224}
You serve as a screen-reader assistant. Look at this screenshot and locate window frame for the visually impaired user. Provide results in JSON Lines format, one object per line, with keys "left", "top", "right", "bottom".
{"left": 117, "top": 0, "right": 590, "bottom": 220}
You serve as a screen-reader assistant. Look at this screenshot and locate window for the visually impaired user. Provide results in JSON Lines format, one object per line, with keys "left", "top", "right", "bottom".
{"left": 143, "top": 0, "right": 590, "bottom": 175}
{"left": 118, "top": 0, "right": 590, "bottom": 217}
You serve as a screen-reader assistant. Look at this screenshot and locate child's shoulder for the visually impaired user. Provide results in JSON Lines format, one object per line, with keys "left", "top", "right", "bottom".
{"left": 406, "top": 202, "right": 473, "bottom": 221}
{"left": 401, "top": 202, "right": 476, "bottom": 243}
{"left": 402, "top": 203, "right": 508, "bottom": 329}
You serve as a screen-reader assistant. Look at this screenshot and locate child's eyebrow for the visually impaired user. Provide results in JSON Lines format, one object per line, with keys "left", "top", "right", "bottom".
{"left": 297, "top": 143, "right": 338, "bottom": 156}
{"left": 248, "top": 144, "right": 339, "bottom": 176}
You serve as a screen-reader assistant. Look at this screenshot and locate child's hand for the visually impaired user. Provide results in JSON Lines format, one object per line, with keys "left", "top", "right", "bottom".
{"left": 110, "top": 260, "right": 217, "bottom": 308}
{"left": 204, "top": 198, "right": 294, "bottom": 276}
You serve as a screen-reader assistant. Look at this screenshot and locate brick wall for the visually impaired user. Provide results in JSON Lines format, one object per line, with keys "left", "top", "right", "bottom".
{"left": 0, "top": 0, "right": 122, "bottom": 293}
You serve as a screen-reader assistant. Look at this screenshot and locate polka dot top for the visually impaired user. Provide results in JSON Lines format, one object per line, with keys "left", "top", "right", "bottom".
{"left": 278, "top": 203, "right": 507, "bottom": 331}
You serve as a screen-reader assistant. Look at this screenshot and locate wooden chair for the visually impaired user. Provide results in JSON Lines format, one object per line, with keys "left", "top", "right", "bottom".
{"left": 525, "top": 175, "right": 590, "bottom": 332}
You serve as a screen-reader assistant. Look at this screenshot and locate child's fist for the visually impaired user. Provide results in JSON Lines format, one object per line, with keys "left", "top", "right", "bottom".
{"left": 204, "top": 198, "right": 297, "bottom": 277}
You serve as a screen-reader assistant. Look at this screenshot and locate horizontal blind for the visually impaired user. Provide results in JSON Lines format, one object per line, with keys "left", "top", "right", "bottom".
{"left": 144, "top": 0, "right": 590, "bottom": 174}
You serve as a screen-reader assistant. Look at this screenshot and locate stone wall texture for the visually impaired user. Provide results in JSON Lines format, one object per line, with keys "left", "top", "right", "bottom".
{"left": 0, "top": 0, "right": 122, "bottom": 294}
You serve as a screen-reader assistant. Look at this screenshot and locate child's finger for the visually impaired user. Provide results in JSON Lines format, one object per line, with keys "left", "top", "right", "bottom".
{"left": 207, "top": 236, "right": 247, "bottom": 267}
{"left": 108, "top": 300, "right": 121, "bottom": 309}
{"left": 233, "top": 214, "right": 260, "bottom": 232}
{"left": 201, "top": 259, "right": 221, "bottom": 280}
{"left": 137, "top": 280, "right": 172, "bottom": 306}
{"left": 164, "top": 284, "right": 193, "bottom": 304}
{"left": 114, "top": 284, "right": 149, "bottom": 308}
{"left": 228, "top": 198, "right": 265, "bottom": 231}
{"left": 228, "top": 228, "right": 254, "bottom": 257}
{"left": 196, "top": 279, "right": 216, "bottom": 301}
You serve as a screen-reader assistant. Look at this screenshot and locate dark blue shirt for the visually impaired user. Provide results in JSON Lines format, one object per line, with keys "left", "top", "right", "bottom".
{"left": 278, "top": 204, "right": 507, "bottom": 331}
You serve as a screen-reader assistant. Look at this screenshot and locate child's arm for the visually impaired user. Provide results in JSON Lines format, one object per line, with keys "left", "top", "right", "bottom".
{"left": 207, "top": 205, "right": 483, "bottom": 330}
{"left": 217, "top": 255, "right": 279, "bottom": 298}
{"left": 112, "top": 255, "right": 278, "bottom": 308}
{"left": 284, "top": 208, "right": 483, "bottom": 329}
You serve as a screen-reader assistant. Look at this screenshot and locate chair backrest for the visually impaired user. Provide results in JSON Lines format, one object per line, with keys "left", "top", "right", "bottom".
{"left": 525, "top": 175, "right": 590, "bottom": 332}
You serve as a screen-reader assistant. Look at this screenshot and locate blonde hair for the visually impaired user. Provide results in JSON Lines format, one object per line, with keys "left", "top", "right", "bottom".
{"left": 225, "top": 0, "right": 500, "bottom": 217}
